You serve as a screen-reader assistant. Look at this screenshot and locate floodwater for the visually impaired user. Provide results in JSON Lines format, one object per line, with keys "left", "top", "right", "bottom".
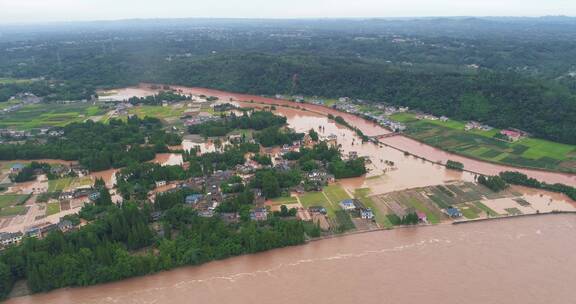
{"left": 270, "top": 106, "right": 474, "bottom": 195}
{"left": 8, "top": 214, "right": 576, "bottom": 304}
{"left": 109, "top": 84, "right": 575, "bottom": 186}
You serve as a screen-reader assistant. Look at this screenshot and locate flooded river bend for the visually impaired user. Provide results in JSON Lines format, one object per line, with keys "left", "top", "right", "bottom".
{"left": 8, "top": 214, "right": 576, "bottom": 304}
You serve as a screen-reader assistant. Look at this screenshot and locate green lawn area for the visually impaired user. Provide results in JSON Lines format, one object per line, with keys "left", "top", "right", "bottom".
{"left": 323, "top": 184, "right": 351, "bottom": 204}
{"left": 505, "top": 208, "right": 523, "bottom": 216}
{"left": 128, "top": 105, "right": 187, "bottom": 119}
{"left": 334, "top": 210, "right": 356, "bottom": 232}
{"left": 389, "top": 112, "right": 418, "bottom": 123}
{"left": 390, "top": 112, "right": 576, "bottom": 172}
{"left": 354, "top": 189, "right": 393, "bottom": 228}
{"left": 0, "top": 195, "right": 29, "bottom": 208}
{"left": 46, "top": 202, "right": 60, "bottom": 216}
{"left": 48, "top": 177, "right": 74, "bottom": 192}
{"left": 270, "top": 195, "right": 298, "bottom": 205}
{"left": 404, "top": 197, "right": 440, "bottom": 224}
{"left": 474, "top": 202, "right": 500, "bottom": 217}
{"left": 298, "top": 191, "right": 339, "bottom": 217}
{"left": 0, "top": 206, "right": 27, "bottom": 217}
{"left": 0, "top": 103, "right": 105, "bottom": 130}
{"left": 460, "top": 204, "right": 482, "bottom": 219}
{"left": 0, "top": 78, "right": 34, "bottom": 85}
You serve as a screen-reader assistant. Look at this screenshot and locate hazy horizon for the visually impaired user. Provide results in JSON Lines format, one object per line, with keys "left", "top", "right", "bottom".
{"left": 0, "top": 0, "right": 574, "bottom": 24}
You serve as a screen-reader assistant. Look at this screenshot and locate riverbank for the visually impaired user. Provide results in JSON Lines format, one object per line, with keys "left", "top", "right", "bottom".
{"left": 239, "top": 98, "right": 576, "bottom": 186}
{"left": 453, "top": 210, "right": 576, "bottom": 225}
{"left": 99, "top": 84, "right": 576, "bottom": 185}
{"left": 8, "top": 213, "right": 576, "bottom": 304}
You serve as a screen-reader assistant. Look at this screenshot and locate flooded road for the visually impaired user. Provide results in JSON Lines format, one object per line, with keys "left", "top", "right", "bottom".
{"left": 8, "top": 214, "right": 576, "bottom": 304}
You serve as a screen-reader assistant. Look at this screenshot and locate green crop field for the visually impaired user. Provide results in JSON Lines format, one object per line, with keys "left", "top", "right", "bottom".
{"left": 390, "top": 113, "right": 576, "bottom": 173}
{"left": 270, "top": 196, "right": 298, "bottom": 205}
{"left": 324, "top": 184, "right": 351, "bottom": 204}
{"left": 298, "top": 191, "right": 340, "bottom": 217}
{"left": 48, "top": 178, "right": 74, "bottom": 192}
{"left": 0, "top": 195, "right": 29, "bottom": 208}
{"left": 0, "top": 78, "right": 34, "bottom": 85}
{"left": 0, "top": 206, "right": 27, "bottom": 217}
{"left": 128, "top": 105, "right": 187, "bottom": 119}
{"left": 354, "top": 188, "right": 393, "bottom": 228}
{"left": 46, "top": 202, "right": 61, "bottom": 216}
{"left": 474, "top": 202, "right": 499, "bottom": 217}
{"left": 0, "top": 103, "right": 105, "bottom": 130}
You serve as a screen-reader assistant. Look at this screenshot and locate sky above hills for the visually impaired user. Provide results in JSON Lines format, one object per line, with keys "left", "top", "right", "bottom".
{"left": 0, "top": 0, "right": 574, "bottom": 23}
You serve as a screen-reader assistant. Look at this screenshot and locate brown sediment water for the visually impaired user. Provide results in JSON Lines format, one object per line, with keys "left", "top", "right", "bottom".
{"left": 151, "top": 153, "right": 183, "bottom": 166}
{"left": 7, "top": 214, "right": 576, "bottom": 304}
{"left": 101, "top": 84, "right": 575, "bottom": 186}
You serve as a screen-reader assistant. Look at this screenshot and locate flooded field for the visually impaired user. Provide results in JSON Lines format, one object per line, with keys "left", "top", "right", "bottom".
{"left": 8, "top": 214, "right": 576, "bottom": 304}
{"left": 103, "top": 84, "right": 575, "bottom": 186}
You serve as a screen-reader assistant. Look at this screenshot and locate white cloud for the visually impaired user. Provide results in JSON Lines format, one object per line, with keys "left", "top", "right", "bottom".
{"left": 0, "top": 0, "right": 574, "bottom": 23}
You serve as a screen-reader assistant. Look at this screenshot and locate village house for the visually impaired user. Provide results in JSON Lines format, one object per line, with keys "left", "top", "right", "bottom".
{"left": 500, "top": 129, "right": 524, "bottom": 142}
{"left": 57, "top": 219, "right": 74, "bottom": 232}
{"left": 89, "top": 191, "right": 101, "bottom": 201}
{"left": 443, "top": 207, "right": 463, "bottom": 218}
{"left": 25, "top": 227, "right": 41, "bottom": 238}
{"left": 465, "top": 121, "right": 493, "bottom": 132}
{"left": 220, "top": 212, "right": 239, "bottom": 223}
{"left": 360, "top": 208, "right": 375, "bottom": 220}
{"left": 10, "top": 163, "right": 25, "bottom": 174}
{"left": 250, "top": 207, "right": 268, "bottom": 221}
{"left": 198, "top": 210, "right": 215, "bottom": 218}
{"left": 185, "top": 194, "right": 204, "bottom": 205}
{"left": 348, "top": 151, "right": 358, "bottom": 160}
{"left": 0, "top": 231, "right": 23, "bottom": 247}
{"left": 417, "top": 211, "right": 428, "bottom": 223}
{"left": 339, "top": 199, "right": 357, "bottom": 211}
{"left": 155, "top": 180, "right": 167, "bottom": 188}
{"left": 308, "top": 206, "right": 327, "bottom": 215}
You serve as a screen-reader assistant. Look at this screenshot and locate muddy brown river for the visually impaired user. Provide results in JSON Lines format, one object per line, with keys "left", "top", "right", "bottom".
{"left": 135, "top": 84, "right": 574, "bottom": 186}
{"left": 28, "top": 84, "right": 572, "bottom": 304}
{"left": 8, "top": 214, "right": 576, "bottom": 304}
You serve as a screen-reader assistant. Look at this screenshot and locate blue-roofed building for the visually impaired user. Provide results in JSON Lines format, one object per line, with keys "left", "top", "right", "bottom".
{"left": 360, "top": 208, "right": 375, "bottom": 220}
{"left": 10, "top": 163, "right": 25, "bottom": 173}
{"left": 185, "top": 194, "right": 204, "bottom": 205}
{"left": 339, "top": 199, "right": 356, "bottom": 211}
{"left": 444, "top": 207, "right": 462, "bottom": 218}
{"left": 89, "top": 192, "right": 101, "bottom": 201}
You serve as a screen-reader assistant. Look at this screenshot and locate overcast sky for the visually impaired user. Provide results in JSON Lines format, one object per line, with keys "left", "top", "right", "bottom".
{"left": 0, "top": 0, "right": 574, "bottom": 24}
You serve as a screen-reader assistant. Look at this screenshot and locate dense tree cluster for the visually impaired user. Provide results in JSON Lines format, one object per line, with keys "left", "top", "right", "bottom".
{"left": 255, "top": 127, "right": 304, "bottom": 147}
{"left": 0, "top": 80, "right": 94, "bottom": 103}
{"left": 478, "top": 175, "right": 508, "bottom": 192}
{"left": 183, "top": 143, "right": 260, "bottom": 175}
{"left": 499, "top": 171, "right": 576, "bottom": 201}
{"left": 284, "top": 142, "right": 367, "bottom": 178}
{"left": 0, "top": 117, "right": 181, "bottom": 172}
{"left": 116, "top": 163, "right": 189, "bottom": 200}
{"left": 0, "top": 196, "right": 307, "bottom": 298}
{"left": 1, "top": 19, "right": 576, "bottom": 143}
{"left": 251, "top": 169, "right": 302, "bottom": 198}
{"left": 446, "top": 160, "right": 464, "bottom": 171}
{"left": 188, "top": 110, "right": 287, "bottom": 138}
{"left": 127, "top": 91, "right": 190, "bottom": 105}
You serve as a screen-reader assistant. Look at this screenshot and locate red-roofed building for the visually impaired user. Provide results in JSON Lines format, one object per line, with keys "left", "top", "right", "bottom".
{"left": 417, "top": 211, "right": 428, "bottom": 223}
{"left": 500, "top": 129, "right": 523, "bottom": 142}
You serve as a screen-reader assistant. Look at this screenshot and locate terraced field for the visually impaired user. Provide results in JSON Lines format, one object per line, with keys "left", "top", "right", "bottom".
{"left": 391, "top": 113, "right": 576, "bottom": 173}
{"left": 0, "top": 103, "right": 105, "bottom": 129}
{"left": 369, "top": 182, "right": 517, "bottom": 225}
